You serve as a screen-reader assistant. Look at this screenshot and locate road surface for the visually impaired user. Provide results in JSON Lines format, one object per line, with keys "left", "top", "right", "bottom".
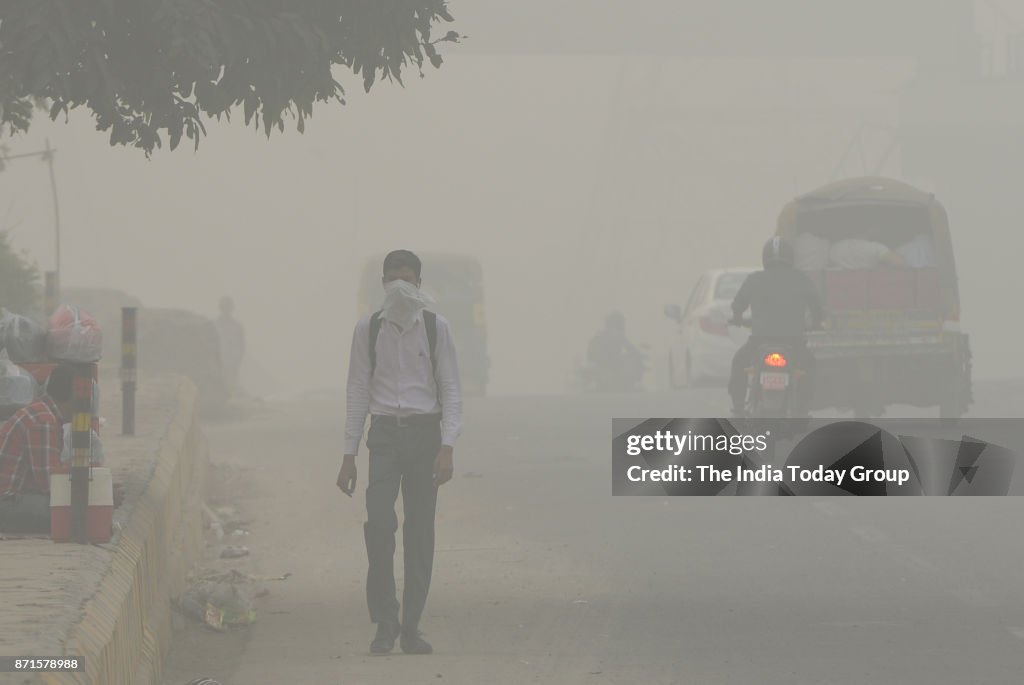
{"left": 162, "top": 381, "right": 1024, "bottom": 684}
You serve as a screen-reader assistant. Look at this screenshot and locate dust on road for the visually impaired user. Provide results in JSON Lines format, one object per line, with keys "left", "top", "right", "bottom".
{"left": 163, "top": 387, "right": 1024, "bottom": 684}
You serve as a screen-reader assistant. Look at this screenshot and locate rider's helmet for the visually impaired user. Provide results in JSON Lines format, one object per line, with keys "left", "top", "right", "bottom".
{"left": 762, "top": 236, "right": 795, "bottom": 268}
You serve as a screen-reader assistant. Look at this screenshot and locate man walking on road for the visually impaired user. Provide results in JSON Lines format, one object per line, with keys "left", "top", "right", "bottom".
{"left": 214, "top": 295, "right": 246, "bottom": 395}
{"left": 338, "top": 249, "right": 463, "bottom": 655}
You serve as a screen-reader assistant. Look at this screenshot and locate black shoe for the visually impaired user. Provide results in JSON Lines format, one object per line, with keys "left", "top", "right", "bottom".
{"left": 400, "top": 631, "right": 433, "bottom": 655}
{"left": 370, "top": 619, "right": 401, "bottom": 655}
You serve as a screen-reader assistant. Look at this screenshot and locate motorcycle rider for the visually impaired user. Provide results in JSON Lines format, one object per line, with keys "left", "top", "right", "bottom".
{"left": 586, "top": 312, "right": 645, "bottom": 391}
{"left": 728, "top": 237, "right": 825, "bottom": 417}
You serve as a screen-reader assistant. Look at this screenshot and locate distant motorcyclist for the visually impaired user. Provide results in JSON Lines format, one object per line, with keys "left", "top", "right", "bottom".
{"left": 728, "top": 237, "right": 825, "bottom": 416}
{"left": 586, "top": 312, "right": 645, "bottom": 392}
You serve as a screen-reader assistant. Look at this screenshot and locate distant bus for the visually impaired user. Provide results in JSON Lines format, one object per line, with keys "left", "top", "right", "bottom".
{"left": 357, "top": 253, "right": 489, "bottom": 396}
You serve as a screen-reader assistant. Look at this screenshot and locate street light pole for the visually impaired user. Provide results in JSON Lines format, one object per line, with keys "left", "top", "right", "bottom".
{"left": 43, "top": 139, "right": 61, "bottom": 301}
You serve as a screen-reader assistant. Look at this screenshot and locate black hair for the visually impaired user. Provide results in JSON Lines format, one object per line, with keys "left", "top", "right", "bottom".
{"left": 45, "top": 363, "right": 77, "bottom": 404}
{"left": 382, "top": 250, "right": 422, "bottom": 279}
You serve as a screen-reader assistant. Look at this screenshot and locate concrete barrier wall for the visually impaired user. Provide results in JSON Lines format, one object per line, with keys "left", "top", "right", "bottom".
{"left": 40, "top": 379, "right": 208, "bottom": 685}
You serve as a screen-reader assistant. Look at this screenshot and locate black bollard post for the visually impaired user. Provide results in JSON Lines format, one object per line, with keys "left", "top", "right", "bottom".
{"left": 44, "top": 271, "right": 58, "bottom": 317}
{"left": 121, "top": 307, "right": 137, "bottom": 436}
{"left": 69, "top": 365, "right": 93, "bottom": 544}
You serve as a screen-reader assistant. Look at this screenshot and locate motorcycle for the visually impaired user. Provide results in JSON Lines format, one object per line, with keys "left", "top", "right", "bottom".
{"left": 729, "top": 318, "right": 804, "bottom": 419}
{"left": 576, "top": 344, "right": 650, "bottom": 393}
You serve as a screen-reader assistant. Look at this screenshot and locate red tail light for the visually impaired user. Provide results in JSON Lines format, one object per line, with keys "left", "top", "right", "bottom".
{"left": 764, "top": 352, "right": 788, "bottom": 368}
{"left": 699, "top": 316, "right": 729, "bottom": 336}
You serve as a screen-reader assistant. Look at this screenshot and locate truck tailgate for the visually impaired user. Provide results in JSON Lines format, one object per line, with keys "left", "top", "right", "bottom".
{"left": 807, "top": 327, "right": 950, "bottom": 358}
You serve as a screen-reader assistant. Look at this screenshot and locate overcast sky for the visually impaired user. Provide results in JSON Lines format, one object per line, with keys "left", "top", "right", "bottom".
{"left": 2, "top": 1, "right": 1020, "bottom": 394}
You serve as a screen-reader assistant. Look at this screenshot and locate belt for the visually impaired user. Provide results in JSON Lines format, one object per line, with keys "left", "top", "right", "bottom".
{"left": 371, "top": 413, "right": 441, "bottom": 428}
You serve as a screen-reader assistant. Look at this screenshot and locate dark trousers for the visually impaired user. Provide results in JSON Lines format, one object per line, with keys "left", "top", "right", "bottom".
{"left": 0, "top": 492, "right": 50, "bottom": 534}
{"left": 729, "top": 338, "right": 815, "bottom": 409}
{"left": 364, "top": 417, "right": 442, "bottom": 634}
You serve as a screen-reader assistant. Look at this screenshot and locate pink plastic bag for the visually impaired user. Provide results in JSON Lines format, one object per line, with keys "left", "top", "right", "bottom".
{"left": 47, "top": 304, "right": 103, "bottom": 362}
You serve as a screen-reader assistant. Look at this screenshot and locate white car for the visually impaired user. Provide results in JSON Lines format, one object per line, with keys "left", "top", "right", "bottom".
{"left": 663, "top": 267, "right": 757, "bottom": 387}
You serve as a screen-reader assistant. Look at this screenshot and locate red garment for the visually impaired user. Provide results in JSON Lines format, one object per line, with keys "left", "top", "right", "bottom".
{"left": 0, "top": 396, "right": 64, "bottom": 496}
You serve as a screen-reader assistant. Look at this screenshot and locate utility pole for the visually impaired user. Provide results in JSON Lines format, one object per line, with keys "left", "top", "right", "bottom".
{"left": 121, "top": 308, "right": 138, "bottom": 435}
{"left": 43, "top": 139, "right": 61, "bottom": 300}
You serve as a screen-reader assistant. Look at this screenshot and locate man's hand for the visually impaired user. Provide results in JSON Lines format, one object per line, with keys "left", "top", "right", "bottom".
{"left": 337, "top": 455, "right": 357, "bottom": 497}
{"left": 433, "top": 445, "right": 454, "bottom": 488}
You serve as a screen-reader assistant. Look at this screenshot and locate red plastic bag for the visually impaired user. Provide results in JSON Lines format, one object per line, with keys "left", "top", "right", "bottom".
{"left": 47, "top": 304, "right": 103, "bottom": 362}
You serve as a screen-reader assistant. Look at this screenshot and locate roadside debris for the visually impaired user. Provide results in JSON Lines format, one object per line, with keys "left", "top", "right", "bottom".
{"left": 220, "top": 545, "right": 249, "bottom": 559}
{"left": 214, "top": 506, "right": 236, "bottom": 519}
{"left": 202, "top": 504, "right": 225, "bottom": 540}
{"left": 174, "top": 580, "right": 255, "bottom": 631}
{"left": 173, "top": 569, "right": 290, "bottom": 631}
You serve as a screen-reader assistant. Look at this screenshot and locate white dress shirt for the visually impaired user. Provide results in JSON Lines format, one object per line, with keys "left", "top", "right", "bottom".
{"left": 344, "top": 309, "right": 463, "bottom": 455}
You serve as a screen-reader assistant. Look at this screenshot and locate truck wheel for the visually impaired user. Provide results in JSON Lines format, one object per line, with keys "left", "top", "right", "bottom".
{"left": 668, "top": 353, "right": 680, "bottom": 390}
{"left": 939, "top": 392, "right": 962, "bottom": 426}
{"left": 940, "top": 343, "right": 971, "bottom": 426}
{"left": 851, "top": 385, "right": 884, "bottom": 419}
{"left": 668, "top": 352, "right": 693, "bottom": 390}
{"left": 853, "top": 402, "right": 876, "bottom": 419}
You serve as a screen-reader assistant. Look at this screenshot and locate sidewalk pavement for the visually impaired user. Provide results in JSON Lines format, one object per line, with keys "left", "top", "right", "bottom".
{"left": 0, "top": 372, "right": 184, "bottom": 685}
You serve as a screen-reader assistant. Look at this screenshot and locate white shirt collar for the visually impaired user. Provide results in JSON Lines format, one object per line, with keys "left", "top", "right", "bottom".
{"left": 385, "top": 308, "right": 424, "bottom": 331}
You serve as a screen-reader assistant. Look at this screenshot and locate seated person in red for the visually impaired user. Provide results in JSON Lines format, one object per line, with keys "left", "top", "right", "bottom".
{"left": 0, "top": 363, "right": 76, "bottom": 534}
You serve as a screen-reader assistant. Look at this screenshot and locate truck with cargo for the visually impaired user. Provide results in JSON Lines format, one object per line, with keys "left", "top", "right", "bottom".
{"left": 776, "top": 177, "right": 972, "bottom": 420}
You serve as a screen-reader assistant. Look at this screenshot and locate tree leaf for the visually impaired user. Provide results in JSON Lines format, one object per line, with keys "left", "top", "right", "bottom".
{"left": 1, "top": 0, "right": 459, "bottom": 153}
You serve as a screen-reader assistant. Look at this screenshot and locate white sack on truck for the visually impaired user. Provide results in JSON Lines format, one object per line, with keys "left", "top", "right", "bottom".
{"left": 894, "top": 234, "right": 936, "bottom": 268}
{"left": 795, "top": 232, "right": 831, "bottom": 270}
{"left": 829, "top": 239, "right": 904, "bottom": 269}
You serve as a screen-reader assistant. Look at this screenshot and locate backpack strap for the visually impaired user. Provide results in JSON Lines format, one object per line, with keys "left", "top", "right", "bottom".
{"left": 423, "top": 310, "right": 438, "bottom": 375}
{"left": 368, "top": 309, "right": 437, "bottom": 378}
{"left": 424, "top": 310, "right": 440, "bottom": 402}
{"left": 368, "top": 310, "right": 384, "bottom": 376}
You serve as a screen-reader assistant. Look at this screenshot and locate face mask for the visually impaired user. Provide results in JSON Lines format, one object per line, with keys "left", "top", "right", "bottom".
{"left": 381, "top": 279, "right": 434, "bottom": 329}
